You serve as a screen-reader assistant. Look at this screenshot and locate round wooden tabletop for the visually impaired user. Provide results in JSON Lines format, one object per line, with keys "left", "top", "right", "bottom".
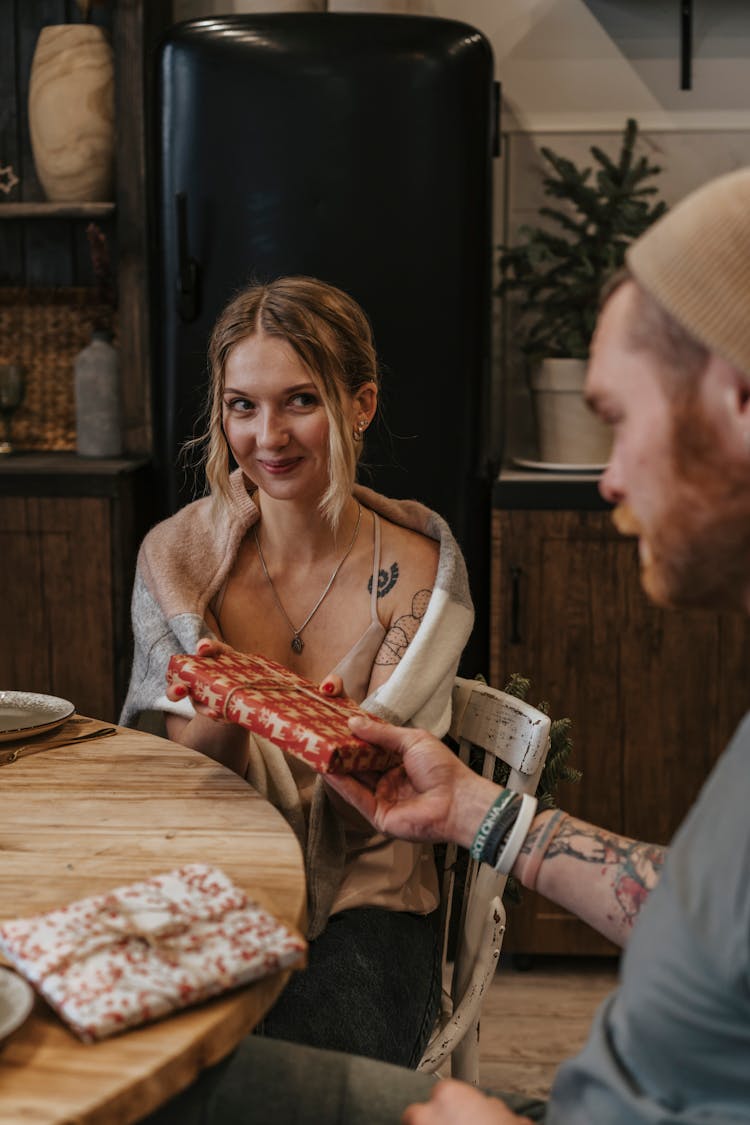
{"left": 0, "top": 722, "right": 307, "bottom": 1125}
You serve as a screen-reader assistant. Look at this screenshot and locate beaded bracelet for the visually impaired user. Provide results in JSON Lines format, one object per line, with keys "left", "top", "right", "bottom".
{"left": 469, "top": 789, "right": 514, "bottom": 861}
{"left": 493, "top": 793, "right": 539, "bottom": 876}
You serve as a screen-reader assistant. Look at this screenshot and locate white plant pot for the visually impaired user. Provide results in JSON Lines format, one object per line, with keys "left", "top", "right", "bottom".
{"left": 530, "top": 358, "right": 612, "bottom": 465}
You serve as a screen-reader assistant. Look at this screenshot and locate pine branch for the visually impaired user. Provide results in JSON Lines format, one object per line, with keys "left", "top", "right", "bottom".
{"left": 497, "top": 117, "right": 667, "bottom": 359}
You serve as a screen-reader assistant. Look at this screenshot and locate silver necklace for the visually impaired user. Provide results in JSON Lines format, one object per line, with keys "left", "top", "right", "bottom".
{"left": 253, "top": 504, "right": 362, "bottom": 654}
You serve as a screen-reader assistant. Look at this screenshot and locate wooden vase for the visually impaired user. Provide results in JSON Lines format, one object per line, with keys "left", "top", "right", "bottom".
{"left": 28, "top": 25, "right": 115, "bottom": 203}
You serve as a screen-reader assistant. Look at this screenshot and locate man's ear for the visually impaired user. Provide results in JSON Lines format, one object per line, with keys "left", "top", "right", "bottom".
{"left": 710, "top": 354, "right": 750, "bottom": 452}
{"left": 738, "top": 376, "right": 750, "bottom": 455}
{"left": 729, "top": 364, "right": 750, "bottom": 429}
{"left": 737, "top": 374, "right": 750, "bottom": 417}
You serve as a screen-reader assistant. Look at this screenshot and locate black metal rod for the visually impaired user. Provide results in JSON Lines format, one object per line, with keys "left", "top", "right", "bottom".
{"left": 680, "top": 0, "right": 693, "bottom": 91}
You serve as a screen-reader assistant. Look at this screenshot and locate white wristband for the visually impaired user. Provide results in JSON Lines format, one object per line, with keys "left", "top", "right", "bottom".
{"left": 493, "top": 793, "right": 538, "bottom": 876}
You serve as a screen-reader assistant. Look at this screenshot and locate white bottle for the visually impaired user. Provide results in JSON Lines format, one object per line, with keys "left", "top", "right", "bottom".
{"left": 74, "top": 329, "right": 123, "bottom": 458}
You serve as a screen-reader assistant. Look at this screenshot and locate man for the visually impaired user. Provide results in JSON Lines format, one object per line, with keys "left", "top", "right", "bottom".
{"left": 151, "top": 167, "right": 750, "bottom": 1123}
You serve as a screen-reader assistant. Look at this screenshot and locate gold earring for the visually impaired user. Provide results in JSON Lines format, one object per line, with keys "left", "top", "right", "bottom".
{"left": 353, "top": 416, "right": 368, "bottom": 443}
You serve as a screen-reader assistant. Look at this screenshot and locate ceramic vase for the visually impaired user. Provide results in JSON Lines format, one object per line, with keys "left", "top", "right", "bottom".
{"left": 28, "top": 25, "right": 115, "bottom": 203}
{"left": 74, "top": 330, "right": 122, "bottom": 458}
{"left": 530, "top": 358, "right": 612, "bottom": 465}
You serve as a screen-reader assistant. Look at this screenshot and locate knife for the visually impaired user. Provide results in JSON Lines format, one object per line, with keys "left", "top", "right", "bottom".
{"left": 0, "top": 725, "right": 116, "bottom": 766}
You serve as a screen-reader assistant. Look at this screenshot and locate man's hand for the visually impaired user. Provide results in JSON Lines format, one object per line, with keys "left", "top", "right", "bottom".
{"left": 324, "top": 716, "right": 500, "bottom": 849}
{"left": 402, "top": 1080, "right": 534, "bottom": 1125}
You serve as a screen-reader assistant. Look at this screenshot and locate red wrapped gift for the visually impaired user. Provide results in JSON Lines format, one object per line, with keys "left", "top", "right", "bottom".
{"left": 167, "top": 651, "right": 399, "bottom": 774}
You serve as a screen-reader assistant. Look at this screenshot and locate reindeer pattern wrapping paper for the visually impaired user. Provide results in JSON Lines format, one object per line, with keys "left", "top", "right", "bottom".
{"left": 0, "top": 864, "right": 306, "bottom": 1042}
{"left": 166, "top": 650, "right": 401, "bottom": 774}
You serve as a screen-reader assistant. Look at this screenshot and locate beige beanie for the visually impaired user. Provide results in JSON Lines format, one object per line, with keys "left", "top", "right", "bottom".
{"left": 626, "top": 167, "right": 750, "bottom": 377}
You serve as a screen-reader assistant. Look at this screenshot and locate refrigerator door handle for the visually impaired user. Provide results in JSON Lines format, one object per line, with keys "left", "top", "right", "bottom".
{"left": 175, "top": 191, "right": 201, "bottom": 323}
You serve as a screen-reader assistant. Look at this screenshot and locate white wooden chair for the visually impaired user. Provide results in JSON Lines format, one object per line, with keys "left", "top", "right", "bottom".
{"left": 417, "top": 677, "right": 551, "bottom": 1085}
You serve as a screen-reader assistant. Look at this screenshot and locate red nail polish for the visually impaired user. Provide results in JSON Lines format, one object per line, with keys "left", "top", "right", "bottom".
{"left": 174, "top": 685, "right": 187, "bottom": 698}
{"left": 322, "top": 682, "right": 334, "bottom": 694}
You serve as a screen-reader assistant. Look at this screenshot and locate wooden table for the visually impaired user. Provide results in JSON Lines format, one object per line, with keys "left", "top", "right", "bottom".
{"left": 0, "top": 722, "right": 307, "bottom": 1125}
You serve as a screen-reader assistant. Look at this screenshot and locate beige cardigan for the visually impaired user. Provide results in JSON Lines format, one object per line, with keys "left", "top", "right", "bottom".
{"left": 121, "top": 471, "right": 474, "bottom": 937}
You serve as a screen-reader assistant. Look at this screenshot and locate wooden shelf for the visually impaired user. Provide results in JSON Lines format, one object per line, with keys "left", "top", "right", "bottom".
{"left": 0, "top": 202, "right": 115, "bottom": 220}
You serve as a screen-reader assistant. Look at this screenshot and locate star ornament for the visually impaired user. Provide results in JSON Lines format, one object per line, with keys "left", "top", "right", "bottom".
{"left": 0, "top": 165, "right": 19, "bottom": 196}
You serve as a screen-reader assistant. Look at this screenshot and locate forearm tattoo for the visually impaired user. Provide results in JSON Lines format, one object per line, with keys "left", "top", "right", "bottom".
{"left": 521, "top": 817, "right": 666, "bottom": 931}
{"left": 374, "top": 589, "right": 432, "bottom": 666}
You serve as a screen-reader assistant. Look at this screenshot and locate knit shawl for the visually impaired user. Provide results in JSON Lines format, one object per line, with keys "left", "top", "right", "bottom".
{"left": 120, "top": 470, "right": 474, "bottom": 936}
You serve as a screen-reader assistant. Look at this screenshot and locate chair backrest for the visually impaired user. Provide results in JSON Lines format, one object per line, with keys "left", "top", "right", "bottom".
{"left": 423, "top": 677, "right": 551, "bottom": 1082}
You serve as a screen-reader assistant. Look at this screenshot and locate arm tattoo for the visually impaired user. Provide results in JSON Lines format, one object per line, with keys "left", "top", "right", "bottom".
{"left": 527, "top": 817, "right": 666, "bottom": 931}
{"left": 368, "top": 562, "right": 399, "bottom": 598}
{"left": 375, "top": 589, "right": 431, "bottom": 666}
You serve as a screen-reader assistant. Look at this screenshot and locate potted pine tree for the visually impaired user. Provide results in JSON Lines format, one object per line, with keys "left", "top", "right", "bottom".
{"left": 498, "top": 119, "right": 667, "bottom": 465}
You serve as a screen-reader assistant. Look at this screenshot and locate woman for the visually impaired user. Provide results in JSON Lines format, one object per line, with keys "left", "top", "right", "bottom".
{"left": 121, "top": 276, "right": 474, "bottom": 1065}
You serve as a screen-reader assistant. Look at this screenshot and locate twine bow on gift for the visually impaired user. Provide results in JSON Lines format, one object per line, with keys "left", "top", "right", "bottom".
{"left": 47, "top": 898, "right": 198, "bottom": 976}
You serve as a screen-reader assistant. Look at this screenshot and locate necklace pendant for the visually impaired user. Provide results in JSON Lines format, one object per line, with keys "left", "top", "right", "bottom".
{"left": 291, "top": 635, "right": 304, "bottom": 654}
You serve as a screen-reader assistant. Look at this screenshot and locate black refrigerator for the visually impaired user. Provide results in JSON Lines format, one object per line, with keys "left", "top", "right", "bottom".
{"left": 153, "top": 12, "right": 496, "bottom": 676}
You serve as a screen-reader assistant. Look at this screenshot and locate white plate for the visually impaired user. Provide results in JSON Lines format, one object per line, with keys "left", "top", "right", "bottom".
{"left": 0, "top": 966, "right": 34, "bottom": 1044}
{"left": 0, "top": 691, "right": 75, "bottom": 743}
{"left": 512, "top": 457, "right": 608, "bottom": 473}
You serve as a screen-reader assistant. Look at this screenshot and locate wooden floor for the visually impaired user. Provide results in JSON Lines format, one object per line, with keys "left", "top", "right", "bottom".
{"left": 478, "top": 956, "right": 620, "bottom": 1100}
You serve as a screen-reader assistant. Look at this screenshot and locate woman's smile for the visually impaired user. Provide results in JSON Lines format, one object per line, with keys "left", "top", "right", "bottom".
{"left": 256, "top": 456, "right": 305, "bottom": 475}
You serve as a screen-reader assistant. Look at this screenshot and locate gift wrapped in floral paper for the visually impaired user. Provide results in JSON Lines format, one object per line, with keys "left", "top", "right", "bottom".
{"left": 166, "top": 650, "right": 400, "bottom": 774}
{"left": 0, "top": 864, "right": 306, "bottom": 1042}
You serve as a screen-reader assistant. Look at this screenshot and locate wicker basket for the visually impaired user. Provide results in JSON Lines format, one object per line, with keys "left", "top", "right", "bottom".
{"left": 0, "top": 288, "right": 117, "bottom": 451}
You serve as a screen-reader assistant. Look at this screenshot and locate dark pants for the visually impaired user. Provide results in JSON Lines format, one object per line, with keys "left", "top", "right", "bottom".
{"left": 257, "top": 906, "right": 442, "bottom": 1067}
{"left": 142, "top": 1037, "right": 548, "bottom": 1124}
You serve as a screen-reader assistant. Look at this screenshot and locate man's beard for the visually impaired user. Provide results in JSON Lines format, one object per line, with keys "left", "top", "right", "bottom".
{"left": 614, "top": 404, "right": 750, "bottom": 612}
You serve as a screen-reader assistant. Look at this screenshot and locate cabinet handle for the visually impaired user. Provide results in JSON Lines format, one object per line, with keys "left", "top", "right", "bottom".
{"left": 510, "top": 565, "right": 522, "bottom": 644}
{"left": 175, "top": 192, "right": 201, "bottom": 323}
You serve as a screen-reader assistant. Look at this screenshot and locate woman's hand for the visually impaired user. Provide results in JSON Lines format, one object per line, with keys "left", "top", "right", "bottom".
{"left": 324, "top": 716, "right": 500, "bottom": 848}
{"left": 166, "top": 638, "right": 237, "bottom": 722}
{"left": 319, "top": 673, "right": 347, "bottom": 699}
{"left": 164, "top": 638, "right": 249, "bottom": 772}
{"left": 402, "top": 1081, "right": 534, "bottom": 1125}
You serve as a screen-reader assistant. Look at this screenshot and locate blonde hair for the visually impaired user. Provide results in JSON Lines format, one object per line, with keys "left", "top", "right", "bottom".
{"left": 200, "top": 276, "right": 379, "bottom": 527}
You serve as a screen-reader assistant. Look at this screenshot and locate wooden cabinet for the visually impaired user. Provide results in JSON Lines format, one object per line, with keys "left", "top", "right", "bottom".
{"left": 0, "top": 457, "right": 153, "bottom": 723}
{"left": 0, "top": 4, "right": 170, "bottom": 724}
{"left": 491, "top": 497, "right": 750, "bottom": 955}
